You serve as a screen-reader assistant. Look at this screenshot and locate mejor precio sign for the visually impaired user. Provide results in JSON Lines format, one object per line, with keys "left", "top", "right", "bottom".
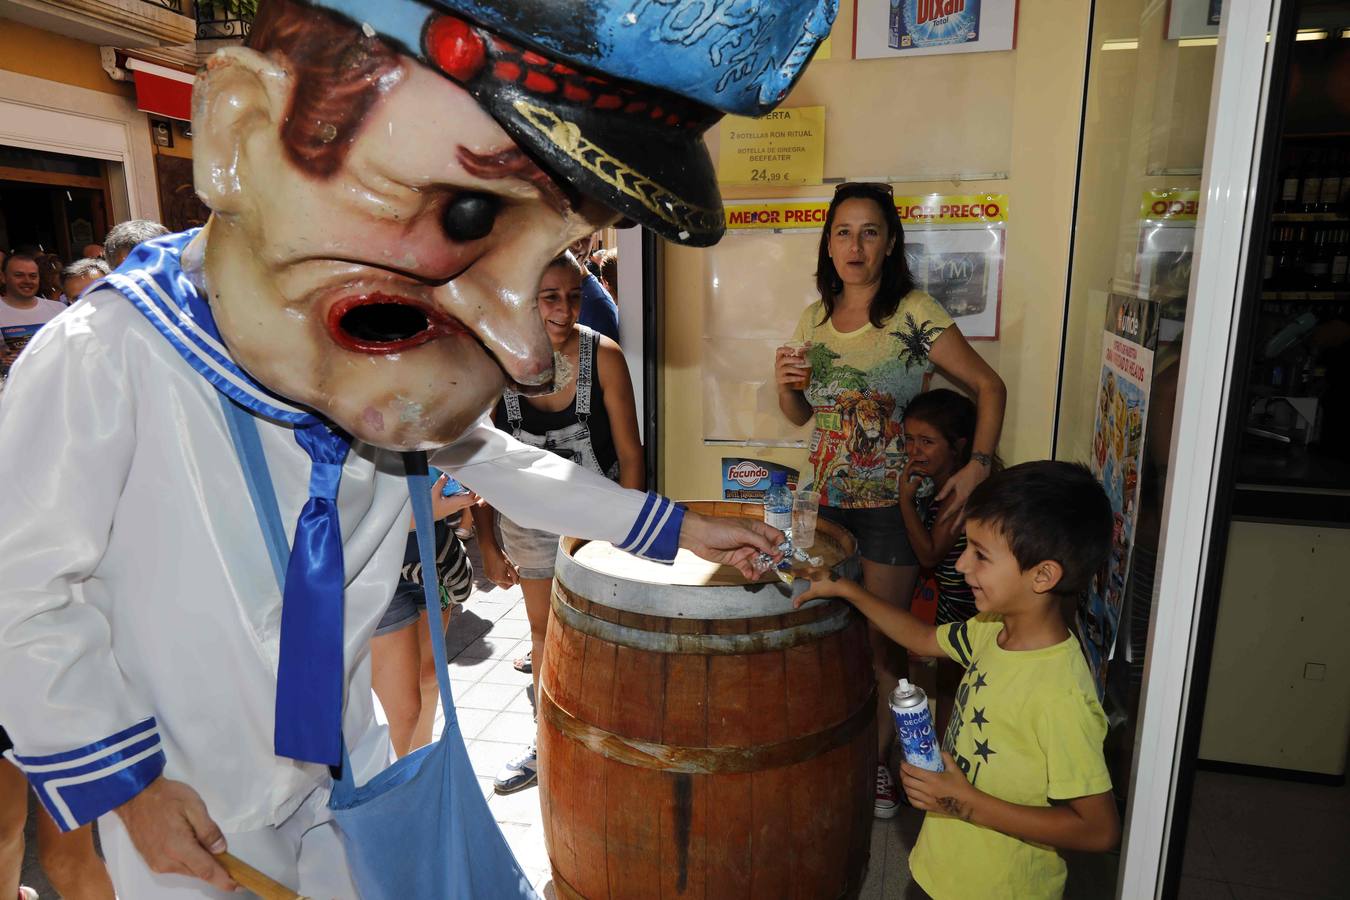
{"left": 1139, "top": 189, "right": 1200, "bottom": 222}
{"left": 725, "top": 193, "right": 1010, "bottom": 230}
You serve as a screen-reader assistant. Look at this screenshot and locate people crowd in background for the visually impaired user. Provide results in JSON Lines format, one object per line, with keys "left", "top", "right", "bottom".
{"left": 570, "top": 231, "right": 621, "bottom": 343}
{"left": 0, "top": 219, "right": 169, "bottom": 385}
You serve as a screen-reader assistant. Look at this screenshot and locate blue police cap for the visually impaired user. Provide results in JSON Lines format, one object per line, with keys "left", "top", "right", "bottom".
{"left": 299, "top": 0, "right": 836, "bottom": 245}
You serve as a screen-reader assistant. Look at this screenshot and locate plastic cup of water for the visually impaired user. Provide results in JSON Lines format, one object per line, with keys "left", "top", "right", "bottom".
{"left": 792, "top": 490, "right": 820, "bottom": 549}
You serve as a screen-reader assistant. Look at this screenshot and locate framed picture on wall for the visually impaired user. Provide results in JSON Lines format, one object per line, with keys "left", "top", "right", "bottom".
{"left": 1166, "top": 0, "right": 1223, "bottom": 39}
{"left": 904, "top": 225, "right": 1003, "bottom": 339}
{"left": 854, "top": 0, "right": 1018, "bottom": 60}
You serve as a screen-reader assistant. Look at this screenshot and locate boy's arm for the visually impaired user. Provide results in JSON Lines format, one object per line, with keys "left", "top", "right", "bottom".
{"left": 900, "top": 754, "right": 1120, "bottom": 852}
{"left": 795, "top": 574, "right": 942, "bottom": 658}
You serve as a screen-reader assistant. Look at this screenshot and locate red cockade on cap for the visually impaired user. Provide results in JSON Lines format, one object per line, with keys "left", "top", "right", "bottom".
{"left": 425, "top": 14, "right": 487, "bottom": 82}
{"left": 423, "top": 13, "right": 700, "bottom": 131}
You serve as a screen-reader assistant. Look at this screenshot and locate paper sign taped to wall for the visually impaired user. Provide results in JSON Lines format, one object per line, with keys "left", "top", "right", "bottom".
{"left": 717, "top": 106, "right": 826, "bottom": 186}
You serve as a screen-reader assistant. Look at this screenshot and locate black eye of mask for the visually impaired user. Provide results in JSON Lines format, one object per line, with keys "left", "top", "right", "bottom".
{"left": 442, "top": 193, "right": 500, "bottom": 242}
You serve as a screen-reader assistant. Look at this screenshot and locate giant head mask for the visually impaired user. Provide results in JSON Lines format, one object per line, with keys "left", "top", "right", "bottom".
{"left": 192, "top": 0, "right": 835, "bottom": 449}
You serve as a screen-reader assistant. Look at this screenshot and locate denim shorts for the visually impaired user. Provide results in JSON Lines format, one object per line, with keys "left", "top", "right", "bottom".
{"left": 374, "top": 582, "right": 426, "bottom": 637}
{"left": 818, "top": 504, "right": 918, "bottom": 567}
{"left": 498, "top": 514, "right": 562, "bottom": 581}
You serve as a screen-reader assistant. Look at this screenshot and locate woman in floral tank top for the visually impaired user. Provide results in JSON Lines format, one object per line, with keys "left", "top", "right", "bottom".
{"left": 774, "top": 182, "right": 1006, "bottom": 820}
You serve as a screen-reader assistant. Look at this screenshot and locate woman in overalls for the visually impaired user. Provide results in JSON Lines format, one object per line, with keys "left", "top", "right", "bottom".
{"left": 478, "top": 252, "right": 645, "bottom": 794}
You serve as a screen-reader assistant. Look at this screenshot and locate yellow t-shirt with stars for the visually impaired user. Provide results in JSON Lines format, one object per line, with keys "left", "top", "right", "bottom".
{"left": 909, "top": 614, "right": 1112, "bottom": 900}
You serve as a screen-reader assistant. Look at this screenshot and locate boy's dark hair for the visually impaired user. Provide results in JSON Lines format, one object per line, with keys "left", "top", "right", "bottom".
{"left": 965, "top": 461, "right": 1112, "bottom": 596}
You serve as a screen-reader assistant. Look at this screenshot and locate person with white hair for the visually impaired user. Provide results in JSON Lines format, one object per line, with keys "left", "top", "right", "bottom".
{"left": 102, "top": 220, "right": 170, "bottom": 269}
{"left": 60, "top": 257, "right": 112, "bottom": 305}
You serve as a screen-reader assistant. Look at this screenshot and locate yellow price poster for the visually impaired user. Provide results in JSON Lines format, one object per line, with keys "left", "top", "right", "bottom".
{"left": 725, "top": 194, "right": 1009, "bottom": 230}
{"left": 1140, "top": 189, "right": 1201, "bottom": 221}
{"left": 717, "top": 106, "right": 825, "bottom": 186}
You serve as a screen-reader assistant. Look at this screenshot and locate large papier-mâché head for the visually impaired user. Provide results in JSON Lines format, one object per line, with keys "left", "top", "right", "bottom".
{"left": 192, "top": 0, "right": 835, "bottom": 449}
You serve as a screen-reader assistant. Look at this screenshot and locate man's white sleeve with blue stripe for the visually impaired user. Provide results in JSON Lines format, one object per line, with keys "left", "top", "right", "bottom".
{"left": 11, "top": 718, "right": 166, "bottom": 831}
{"left": 431, "top": 416, "right": 684, "bottom": 562}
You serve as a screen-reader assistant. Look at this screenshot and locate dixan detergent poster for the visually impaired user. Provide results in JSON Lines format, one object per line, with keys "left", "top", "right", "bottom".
{"left": 722, "top": 458, "right": 800, "bottom": 502}
{"left": 890, "top": 0, "right": 982, "bottom": 51}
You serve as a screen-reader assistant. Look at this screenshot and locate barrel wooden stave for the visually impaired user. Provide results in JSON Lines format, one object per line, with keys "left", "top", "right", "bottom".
{"left": 540, "top": 617, "right": 874, "bottom": 897}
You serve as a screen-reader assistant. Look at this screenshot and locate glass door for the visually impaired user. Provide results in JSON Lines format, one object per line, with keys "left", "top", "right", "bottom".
{"left": 1052, "top": 0, "right": 1284, "bottom": 895}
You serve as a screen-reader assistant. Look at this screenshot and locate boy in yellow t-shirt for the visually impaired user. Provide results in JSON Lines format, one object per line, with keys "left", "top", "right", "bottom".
{"left": 796, "top": 461, "right": 1120, "bottom": 899}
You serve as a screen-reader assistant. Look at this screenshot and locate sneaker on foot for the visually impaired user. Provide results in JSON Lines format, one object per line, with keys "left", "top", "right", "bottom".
{"left": 874, "top": 764, "right": 899, "bottom": 819}
{"left": 493, "top": 743, "right": 538, "bottom": 794}
{"left": 513, "top": 650, "right": 532, "bottom": 674}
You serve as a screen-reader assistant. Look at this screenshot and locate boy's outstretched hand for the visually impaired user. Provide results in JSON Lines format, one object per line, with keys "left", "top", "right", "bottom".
{"left": 791, "top": 568, "right": 856, "bottom": 608}
{"left": 900, "top": 752, "right": 977, "bottom": 821}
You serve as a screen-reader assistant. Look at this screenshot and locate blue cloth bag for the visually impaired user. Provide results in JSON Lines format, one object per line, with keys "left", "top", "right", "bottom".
{"left": 220, "top": 397, "right": 538, "bottom": 899}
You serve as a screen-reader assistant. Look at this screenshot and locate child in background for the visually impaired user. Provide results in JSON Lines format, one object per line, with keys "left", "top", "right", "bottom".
{"left": 371, "top": 471, "right": 478, "bottom": 758}
{"left": 797, "top": 461, "right": 1119, "bottom": 900}
{"left": 898, "top": 389, "right": 991, "bottom": 735}
{"left": 900, "top": 389, "right": 982, "bottom": 622}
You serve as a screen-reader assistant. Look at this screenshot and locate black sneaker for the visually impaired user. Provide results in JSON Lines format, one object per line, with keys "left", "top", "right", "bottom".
{"left": 493, "top": 743, "right": 538, "bottom": 794}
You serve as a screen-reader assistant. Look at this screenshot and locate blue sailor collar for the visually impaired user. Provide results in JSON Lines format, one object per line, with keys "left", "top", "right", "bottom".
{"left": 104, "top": 229, "right": 321, "bottom": 428}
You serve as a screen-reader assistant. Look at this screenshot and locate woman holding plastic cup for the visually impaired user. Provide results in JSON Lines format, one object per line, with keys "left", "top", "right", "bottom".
{"left": 773, "top": 182, "right": 1006, "bottom": 820}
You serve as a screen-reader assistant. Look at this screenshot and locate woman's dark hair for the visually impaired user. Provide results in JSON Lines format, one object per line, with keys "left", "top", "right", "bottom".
{"left": 813, "top": 183, "right": 914, "bottom": 328}
{"left": 902, "top": 389, "right": 978, "bottom": 467}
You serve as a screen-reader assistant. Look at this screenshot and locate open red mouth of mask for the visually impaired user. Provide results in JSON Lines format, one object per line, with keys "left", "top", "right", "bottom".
{"left": 327, "top": 293, "right": 468, "bottom": 354}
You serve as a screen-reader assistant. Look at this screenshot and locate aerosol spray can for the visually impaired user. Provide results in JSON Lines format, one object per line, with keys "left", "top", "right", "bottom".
{"left": 890, "top": 679, "right": 944, "bottom": 772}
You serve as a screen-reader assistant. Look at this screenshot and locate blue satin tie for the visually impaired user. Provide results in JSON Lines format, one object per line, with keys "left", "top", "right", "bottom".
{"left": 273, "top": 420, "right": 352, "bottom": 766}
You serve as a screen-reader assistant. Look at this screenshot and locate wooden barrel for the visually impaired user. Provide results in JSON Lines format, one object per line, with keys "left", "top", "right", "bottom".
{"left": 538, "top": 502, "right": 876, "bottom": 900}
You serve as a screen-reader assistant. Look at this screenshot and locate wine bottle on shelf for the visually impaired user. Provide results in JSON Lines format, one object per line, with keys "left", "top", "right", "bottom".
{"left": 1306, "top": 227, "right": 1331, "bottom": 289}
{"left": 1279, "top": 150, "right": 1302, "bottom": 213}
{"left": 1275, "top": 225, "right": 1299, "bottom": 288}
{"left": 1339, "top": 159, "right": 1350, "bottom": 213}
{"left": 1331, "top": 228, "right": 1348, "bottom": 288}
{"left": 1263, "top": 227, "right": 1279, "bottom": 287}
{"left": 1300, "top": 150, "right": 1323, "bottom": 214}
{"left": 1319, "top": 151, "right": 1343, "bottom": 214}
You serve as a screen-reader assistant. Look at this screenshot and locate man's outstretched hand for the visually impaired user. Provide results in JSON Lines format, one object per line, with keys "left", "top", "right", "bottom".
{"left": 115, "top": 776, "right": 237, "bottom": 892}
{"left": 678, "top": 510, "right": 784, "bottom": 579}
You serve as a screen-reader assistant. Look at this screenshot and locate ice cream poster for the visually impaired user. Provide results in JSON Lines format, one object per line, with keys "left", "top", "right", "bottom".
{"left": 855, "top": 0, "right": 1017, "bottom": 59}
{"left": 1081, "top": 294, "right": 1158, "bottom": 696}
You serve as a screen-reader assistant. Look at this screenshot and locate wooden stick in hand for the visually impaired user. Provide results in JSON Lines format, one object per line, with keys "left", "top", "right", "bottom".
{"left": 215, "top": 852, "right": 309, "bottom": 900}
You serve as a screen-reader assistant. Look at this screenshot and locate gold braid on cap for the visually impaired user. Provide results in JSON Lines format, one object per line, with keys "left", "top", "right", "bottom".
{"left": 513, "top": 100, "right": 721, "bottom": 238}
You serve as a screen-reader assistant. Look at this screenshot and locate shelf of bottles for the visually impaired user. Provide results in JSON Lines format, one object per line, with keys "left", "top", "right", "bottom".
{"left": 1250, "top": 138, "right": 1350, "bottom": 405}
{"left": 1262, "top": 145, "right": 1350, "bottom": 295}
